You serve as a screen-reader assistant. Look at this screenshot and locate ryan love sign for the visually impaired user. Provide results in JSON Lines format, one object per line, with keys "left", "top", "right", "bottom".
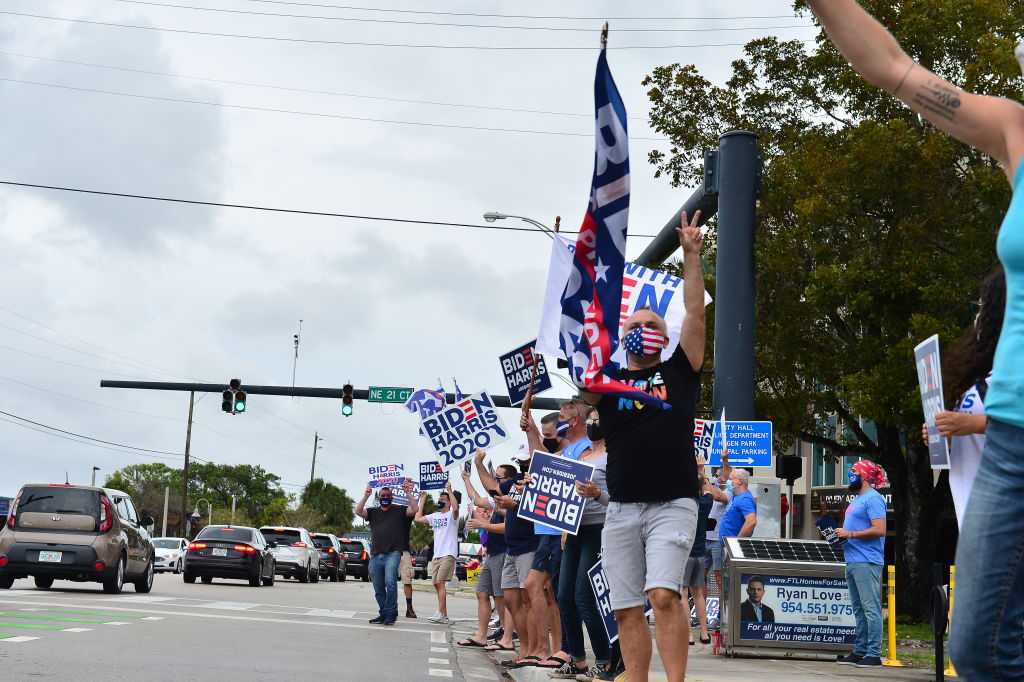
{"left": 517, "top": 450, "right": 594, "bottom": 535}
{"left": 420, "top": 392, "right": 509, "bottom": 470}
{"left": 499, "top": 340, "right": 552, "bottom": 406}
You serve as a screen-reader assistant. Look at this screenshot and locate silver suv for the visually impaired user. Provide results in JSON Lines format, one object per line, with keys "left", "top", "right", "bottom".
{"left": 259, "top": 527, "right": 320, "bottom": 583}
{"left": 0, "top": 484, "right": 155, "bottom": 594}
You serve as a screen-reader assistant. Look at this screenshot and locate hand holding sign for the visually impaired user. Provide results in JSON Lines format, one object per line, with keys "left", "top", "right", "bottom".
{"left": 575, "top": 480, "right": 601, "bottom": 500}
{"left": 517, "top": 451, "right": 595, "bottom": 535}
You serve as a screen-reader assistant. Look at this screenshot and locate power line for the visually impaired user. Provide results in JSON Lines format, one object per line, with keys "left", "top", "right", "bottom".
{"left": 239, "top": 1, "right": 798, "bottom": 22}
{"left": 113, "top": 1, "right": 813, "bottom": 34}
{"left": 0, "top": 49, "right": 637, "bottom": 120}
{"left": 0, "top": 11, "right": 796, "bottom": 51}
{"left": 0, "top": 181, "right": 663, "bottom": 238}
{"left": 0, "top": 342, "right": 144, "bottom": 378}
{"left": 0, "top": 77, "right": 667, "bottom": 140}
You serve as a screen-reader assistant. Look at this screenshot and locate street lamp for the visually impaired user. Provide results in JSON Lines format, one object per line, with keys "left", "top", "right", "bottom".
{"left": 192, "top": 498, "right": 213, "bottom": 528}
{"left": 483, "top": 212, "right": 557, "bottom": 239}
{"left": 90, "top": 466, "right": 100, "bottom": 487}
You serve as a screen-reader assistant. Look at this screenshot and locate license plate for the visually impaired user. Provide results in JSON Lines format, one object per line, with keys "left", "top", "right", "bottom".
{"left": 212, "top": 548, "right": 227, "bottom": 557}
{"left": 38, "top": 551, "right": 62, "bottom": 563}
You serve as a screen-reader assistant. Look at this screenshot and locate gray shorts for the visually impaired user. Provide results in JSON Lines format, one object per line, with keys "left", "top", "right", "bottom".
{"left": 682, "top": 556, "right": 706, "bottom": 588}
{"left": 601, "top": 498, "right": 697, "bottom": 611}
{"left": 475, "top": 552, "right": 505, "bottom": 597}
{"left": 500, "top": 551, "right": 535, "bottom": 590}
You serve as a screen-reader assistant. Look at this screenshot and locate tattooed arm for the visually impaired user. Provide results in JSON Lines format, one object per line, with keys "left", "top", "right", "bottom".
{"left": 807, "top": 0, "right": 1024, "bottom": 173}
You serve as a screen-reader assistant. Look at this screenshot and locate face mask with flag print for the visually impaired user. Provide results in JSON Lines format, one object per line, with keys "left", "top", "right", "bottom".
{"left": 623, "top": 326, "right": 665, "bottom": 357}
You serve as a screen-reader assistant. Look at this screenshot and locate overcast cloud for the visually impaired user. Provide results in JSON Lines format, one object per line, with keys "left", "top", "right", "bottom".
{"left": 0, "top": 0, "right": 816, "bottom": 506}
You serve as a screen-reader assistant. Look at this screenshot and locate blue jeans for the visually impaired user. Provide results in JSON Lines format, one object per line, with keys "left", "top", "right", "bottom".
{"left": 369, "top": 551, "right": 402, "bottom": 622}
{"left": 950, "top": 418, "right": 1024, "bottom": 680}
{"left": 557, "top": 524, "right": 610, "bottom": 664}
{"left": 845, "top": 562, "right": 882, "bottom": 658}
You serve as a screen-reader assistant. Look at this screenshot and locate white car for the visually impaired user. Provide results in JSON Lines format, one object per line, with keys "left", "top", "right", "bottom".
{"left": 259, "top": 527, "right": 321, "bottom": 583}
{"left": 152, "top": 537, "right": 188, "bottom": 574}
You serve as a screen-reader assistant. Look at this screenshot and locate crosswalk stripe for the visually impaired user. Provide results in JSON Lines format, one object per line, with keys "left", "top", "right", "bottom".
{"left": 62, "top": 628, "right": 92, "bottom": 633}
{"left": 102, "top": 621, "right": 131, "bottom": 626}
{"left": 0, "top": 636, "right": 40, "bottom": 643}
{"left": 428, "top": 658, "right": 449, "bottom": 665}
{"left": 428, "top": 670, "right": 453, "bottom": 678}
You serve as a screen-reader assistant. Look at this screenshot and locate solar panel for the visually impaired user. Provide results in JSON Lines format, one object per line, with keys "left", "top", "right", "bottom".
{"left": 735, "top": 539, "right": 844, "bottom": 564}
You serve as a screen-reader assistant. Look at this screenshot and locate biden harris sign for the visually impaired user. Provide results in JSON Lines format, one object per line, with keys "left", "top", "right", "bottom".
{"left": 420, "top": 392, "right": 510, "bottom": 470}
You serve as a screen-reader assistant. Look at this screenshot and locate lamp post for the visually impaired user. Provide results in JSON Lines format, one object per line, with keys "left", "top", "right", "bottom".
{"left": 192, "top": 498, "right": 213, "bottom": 529}
{"left": 482, "top": 212, "right": 558, "bottom": 239}
{"left": 91, "top": 466, "right": 100, "bottom": 486}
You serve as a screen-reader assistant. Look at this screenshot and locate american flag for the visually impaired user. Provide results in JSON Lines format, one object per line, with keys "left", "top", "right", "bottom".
{"left": 556, "top": 46, "right": 670, "bottom": 409}
{"left": 456, "top": 398, "right": 478, "bottom": 421}
{"left": 624, "top": 328, "right": 666, "bottom": 357}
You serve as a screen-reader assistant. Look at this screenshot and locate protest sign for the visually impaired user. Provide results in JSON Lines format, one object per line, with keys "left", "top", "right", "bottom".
{"left": 693, "top": 419, "right": 773, "bottom": 467}
{"left": 419, "top": 461, "right": 448, "bottom": 491}
{"left": 368, "top": 464, "right": 406, "bottom": 489}
{"left": 391, "top": 480, "right": 419, "bottom": 508}
{"left": 517, "top": 450, "right": 594, "bottom": 535}
{"left": 588, "top": 558, "right": 652, "bottom": 644}
{"left": 737, "top": 574, "right": 856, "bottom": 645}
{"left": 420, "top": 392, "right": 509, "bottom": 470}
{"left": 914, "top": 334, "right": 951, "bottom": 469}
{"left": 499, "top": 340, "right": 552, "bottom": 406}
{"left": 536, "top": 234, "right": 711, "bottom": 364}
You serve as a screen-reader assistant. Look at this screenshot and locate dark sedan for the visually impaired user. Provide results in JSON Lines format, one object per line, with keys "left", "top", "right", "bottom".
{"left": 339, "top": 538, "right": 370, "bottom": 582}
{"left": 184, "top": 525, "right": 275, "bottom": 587}
{"left": 310, "top": 533, "right": 347, "bottom": 582}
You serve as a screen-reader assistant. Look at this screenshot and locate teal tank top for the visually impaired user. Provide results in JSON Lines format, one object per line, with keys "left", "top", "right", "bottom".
{"left": 985, "top": 163, "right": 1024, "bottom": 427}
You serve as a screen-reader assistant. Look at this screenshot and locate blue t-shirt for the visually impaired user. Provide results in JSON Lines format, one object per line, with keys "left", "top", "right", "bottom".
{"left": 718, "top": 490, "right": 756, "bottom": 539}
{"left": 987, "top": 163, "right": 1024, "bottom": 427}
{"left": 501, "top": 478, "right": 539, "bottom": 556}
{"left": 534, "top": 437, "right": 592, "bottom": 537}
{"left": 485, "top": 508, "right": 506, "bottom": 555}
{"left": 842, "top": 488, "right": 886, "bottom": 565}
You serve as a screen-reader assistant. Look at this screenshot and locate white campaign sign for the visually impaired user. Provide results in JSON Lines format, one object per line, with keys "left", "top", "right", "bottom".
{"left": 419, "top": 392, "right": 509, "bottom": 470}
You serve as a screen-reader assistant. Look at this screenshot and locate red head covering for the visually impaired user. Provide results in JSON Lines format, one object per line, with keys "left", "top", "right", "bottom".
{"left": 851, "top": 460, "right": 887, "bottom": 489}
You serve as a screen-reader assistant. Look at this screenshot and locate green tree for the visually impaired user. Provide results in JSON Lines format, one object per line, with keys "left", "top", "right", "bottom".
{"left": 301, "top": 479, "right": 355, "bottom": 534}
{"left": 104, "top": 463, "right": 182, "bottom": 531}
{"left": 643, "top": 0, "right": 1022, "bottom": 617}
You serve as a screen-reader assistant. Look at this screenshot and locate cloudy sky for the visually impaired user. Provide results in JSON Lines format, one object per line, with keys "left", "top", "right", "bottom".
{"left": 0, "top": 0, "right": 817, "bottom": 506}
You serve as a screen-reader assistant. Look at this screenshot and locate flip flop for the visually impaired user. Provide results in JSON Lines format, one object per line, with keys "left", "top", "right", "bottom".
{"left": 484, "top": 643, "right": 515, "bottom": 652}
{"left": 457, "top": 638, "right": 488, "bottom": 648}
{"left": 501, "top": 656, "right": 541, "bottom": 668}
{"left": 534, "top": 658, "right": 564, "bottom": 669}
{"left": 543, "top": 656, "right": 570, "bottom": 667}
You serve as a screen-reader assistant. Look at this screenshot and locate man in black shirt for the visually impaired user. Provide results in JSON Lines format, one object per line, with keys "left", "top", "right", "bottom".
{"left": 355, "top": 480, "right": 417, "bottom": 626}
{"left": 585, "top": 211, "right": 706, "bottom": 682}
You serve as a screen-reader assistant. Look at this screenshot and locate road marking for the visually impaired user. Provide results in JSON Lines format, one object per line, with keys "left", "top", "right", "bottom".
{"left": 431, "top": 646, "right": 448, "bottom": 653}
{"left": 196, "top": 601, "right": 255, "bottom": 611}
{"left": 306, "top": 608, "right": 356, "bottom": 619}
{"left": 18, "top": 608, "right": 44, "bottom": 612}
{"left": 1, "top": 636, "right": 39, "bottom": 643}
{"left": 429, "top": 657, "right": 449, "bottom": 665}
{"left": 142, "top": 616, "right": 164, "bottom": 621}
{"left": 103, "top": 621, "right": 131, "bottom": 626}
{"left": 62, "top": 627, "right": 92, "bottom": 633}
{"left": 464, "top": 672, "right": 493, "bottom": 680}
{"left": 428, "top": 670, "right": 453, "bottom": 678}
{"left": 430, "top": 630, "right": 447, "bottom": 643}
{"left": 104, "top": 596, "right": 176, "bottom": 603}
{"left": 0, "top": 621, "right": 68, "bottom": 631}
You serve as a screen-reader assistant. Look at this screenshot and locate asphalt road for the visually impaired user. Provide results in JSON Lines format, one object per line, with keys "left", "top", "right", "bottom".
{"left": 0, "top": 572, "right": 495, "bottom": 682}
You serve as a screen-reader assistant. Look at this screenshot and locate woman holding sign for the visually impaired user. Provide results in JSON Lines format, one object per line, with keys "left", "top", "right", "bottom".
{"left": 807, "top": 2, "right": 1024, "bottom": 677}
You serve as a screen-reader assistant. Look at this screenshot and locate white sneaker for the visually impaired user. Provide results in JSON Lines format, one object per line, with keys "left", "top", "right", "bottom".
{"left": 488, "top": 616, "right": 500, "bottom": 628}
{"left": 427, "top": 612, "right": 441, "bottom": 622}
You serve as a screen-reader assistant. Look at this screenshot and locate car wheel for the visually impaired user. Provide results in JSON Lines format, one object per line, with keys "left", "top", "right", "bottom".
{"left": 183, "top": 572, "right": 196, "bottom": 584}
{"left": 297, "top": 566, "right": 309, "bottom": 583}
{"left": 103, "top": 555, "right": 126, "bottom": 595}
{"left": 134, "top": 558, "right": 154, "bottom": 593}
{"left": 311, "top": 565, "right": 320, "bottom": 584}
{"left": 248, "top": 566, "right": 262, "bottom": 588}
{"left": 0, "top": 576, "right": 13, "bottom": 589}
{"left": 34, "top": 576, "right": 54, "bottom": 590}
{"left": 261, "top": 564, "right": 275, "bottom": 587}
{"left": 201, "top": 576, "right": 213, "bottom": 584}
{"left": 174, "top": 559, "right": 182, "bottom": 575}
{"left": 329, "top": 567, "right": 339, "bottom": 583}
{"left": 361, "top": 570, "right": 369, "bottom": 582}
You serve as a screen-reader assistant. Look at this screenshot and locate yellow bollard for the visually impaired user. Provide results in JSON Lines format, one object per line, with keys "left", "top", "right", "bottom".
{"left": 883, "top": 564, "right": 904, "bottom": 667}
{"left": 945, "top": 566, "right": 958, "bottom": 677}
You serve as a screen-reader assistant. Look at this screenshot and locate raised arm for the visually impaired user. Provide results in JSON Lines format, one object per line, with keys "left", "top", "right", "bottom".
{"left": 461, "top": 465, "right": 491, "bottom": 508}
{"left": 473, "top": 449, "right": 498, "bottom": 492}
{"left": 807, "top": 0, "right": 1024, "bottom": 170}
{"left": 413, "top": 492, "right": 430, "bottom": 524}
{"left": 447, "top": 482, "right": 460, "bottom": 522}
{"left": 402, "top": 479, "right": 418, "bottom": 517}
{"left": 677, "top": 210, "right": 706, "bottom": 372}
{"left": 355, "top": 484, "right": 372, "bottom": 520}
{"left": 520, "top": 411, "right": 543, "bottom": 455}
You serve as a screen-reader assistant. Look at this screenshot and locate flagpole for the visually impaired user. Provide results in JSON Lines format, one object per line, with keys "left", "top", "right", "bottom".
{"left": 521, "top": 355, "right": 542, "bottom": 420}
{"left": 601, "top": 22, "right": 608, "bottom": 48}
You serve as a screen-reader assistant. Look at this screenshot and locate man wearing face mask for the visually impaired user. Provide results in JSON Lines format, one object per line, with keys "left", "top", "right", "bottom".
{"left": 355, "top": 480, "right": 418, "bottom": 626}
{"left": 834, "top": 461, "right": 888, "bottom": 668}
{"left": 583, "top": 211, "right": 707, "bottom": 682}
{"left": 415, "top": 482, "right": 460, "bottom": 624}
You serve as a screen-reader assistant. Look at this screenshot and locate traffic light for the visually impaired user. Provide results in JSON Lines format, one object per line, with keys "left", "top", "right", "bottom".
{"left": 341, "top": 383, "right": 353, "bottom": 417}
{"left": 233, "top": 390, "right": 247, "bottom": 413}
{"left": 221, "top": 390, "right": 233, "bottom": 413}
{"left": 223, "top": 378, "right": 245, "bottom": 415}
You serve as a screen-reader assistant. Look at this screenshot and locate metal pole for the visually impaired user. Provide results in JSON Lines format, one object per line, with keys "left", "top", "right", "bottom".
{"left": 162, "top": 486, "right": 169, "bottom": 537}
{"left": 712, "top": 131, "right": 760, "bottom": 421}
{"left": 90, "top": 466, "right": 99, "bottom": 486}
{"left": 634, "top": 184, "right": 719, "bottom": 268}
{"left": 182, "top": 391, "right": 195, "bottom": 537}
{"left": 310, "top": 431, "right": 319, "bottom": 484}
{"left": 786, "top": 482, "right": 794, "bottom": 539}
{"left": 231, "top": 495, "right": 236, "bottom": 525}
{"left": 208, "top": 501, "right": 213, "bottom": 527}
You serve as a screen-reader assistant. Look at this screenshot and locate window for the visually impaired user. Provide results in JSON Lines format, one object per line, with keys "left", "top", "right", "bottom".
{"left": 113, "top": 497, "right": 137, "bottom": 524}
{"left": 812, "top": 444, "right": 836, "bottom": 487}
{"left": 842, "top": 456, "right": 860, "bottom": 476}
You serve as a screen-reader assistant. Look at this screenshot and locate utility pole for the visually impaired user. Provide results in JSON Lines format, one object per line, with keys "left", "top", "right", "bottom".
{"left": 90, "top": 466, "right": 100, "bottom": 487}
{"left": 162, "top": 486, "right": 169, "bottom": 537}
{"left": 310, "top": 431, "right": 320, "bottom": 484}
{"left": 231, "top": 495, "right": 237, "bottom": 525}
{"left": 182, "top": 391, "right": 195, "bottom": 537}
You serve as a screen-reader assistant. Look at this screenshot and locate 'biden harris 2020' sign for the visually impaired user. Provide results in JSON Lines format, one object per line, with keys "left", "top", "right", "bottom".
{"left": 420, "top": 392, "right": 509, "bottom": 470}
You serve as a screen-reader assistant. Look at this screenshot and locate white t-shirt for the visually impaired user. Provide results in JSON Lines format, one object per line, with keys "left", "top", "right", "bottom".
{"left": 950, "top": 380, "right": 987, "bottom": 529}
{"left": 426, "top": 509, "right": 459, "bottom": 559}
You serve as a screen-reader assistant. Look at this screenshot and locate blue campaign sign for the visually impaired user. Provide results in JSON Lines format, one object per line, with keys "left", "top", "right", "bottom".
{"left": 517, "top": 451, "right": 595, "bottom": 535}
{"left": 420, "top": 392, "right": 510, "bottom": 470}
{"left": 499, "top": 340, "right": 552, "bottom": 407}
{"left": 588, "top": 558, "right": 652, "bottom": 644}
{"left": 419, "top": 461, "right": 448, "bottom": 491}
{"left": 694, "top": 420, "right": 773, "bottom": 467}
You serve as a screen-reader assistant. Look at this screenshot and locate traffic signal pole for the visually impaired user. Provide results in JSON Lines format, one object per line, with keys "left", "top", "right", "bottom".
{"left": 182, "top": 391, "right": 194, "bottom": 538}
{"left": 99, "top": 380, "right": 565, "bottom": 412}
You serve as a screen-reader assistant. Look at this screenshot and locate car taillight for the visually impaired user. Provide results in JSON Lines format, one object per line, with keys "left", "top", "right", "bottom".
{"left": 98, "top": 494, "right": 113, "bottom": 533}
{"left": 0, "top": 556, "right": 8, "bottom": 568}
{"left": 188, "top": 542, "right": 207, "bottom": 551}
{"left": 361, "top": 550, "right": 368, "bottom": 561}
{"left": 327, "top": 548, "right": 335, "bottom": 554}
{"left": 6, "top": 493, "right": 20, "bottom": 530}
{"left": 291, "top": 542, "right": 307, "bottom": 548}
{"left": 94, "top": 561, "right": 106, "bottom": 572}
{"left": 233, "top": 545, "right": 256, "bottom": 554}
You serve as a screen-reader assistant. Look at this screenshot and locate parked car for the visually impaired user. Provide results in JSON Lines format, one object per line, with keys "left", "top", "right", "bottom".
{"left": 412, "top": 546, "right": 431, "bottom": 580}
{"left": 183, "top": 525, "right": 275, "bottom": 587}
{"left": 259, "top": 527, "right": 320, "bottom": 582}
{"left": 152, "top": 537, "right": 188, "bottom": 574}
{"left": 339, "top": 538, "right": 370, "bottom": 582}
{"left": 310, "top": 533, "right": 346, "bottom": 582}
{"left": 0, "top": 483, "right": 155, "bottom": 594}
